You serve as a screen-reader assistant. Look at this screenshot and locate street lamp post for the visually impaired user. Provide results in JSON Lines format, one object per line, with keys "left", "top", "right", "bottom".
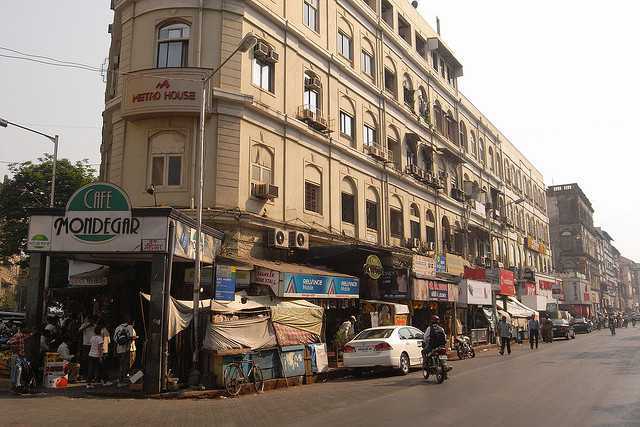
{"left": 0, "top": 118, "right": 58, "bottom": 319}
{"left": 190, "top": 34, "right": 257, "bottom": 376}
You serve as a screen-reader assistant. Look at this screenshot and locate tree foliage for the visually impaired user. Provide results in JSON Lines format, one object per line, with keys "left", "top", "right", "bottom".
{"left": 0, "top": 154, "right": 95, "bottom": 258}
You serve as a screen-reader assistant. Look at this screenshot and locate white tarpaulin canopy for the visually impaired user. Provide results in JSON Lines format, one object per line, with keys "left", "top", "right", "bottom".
{"left": 203, "top": 316, "right": 277, "bottom": 351}
{"left": 505, "top": 296, "right": 537, "bottom": 318}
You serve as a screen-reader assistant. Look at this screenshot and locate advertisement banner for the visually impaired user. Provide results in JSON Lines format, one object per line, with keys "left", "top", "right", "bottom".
{"left": 460, "top": 280, "right": 491, "bottom": 305}
{"left": 428, "top": 282, "right": 449, "bottom": 301}
{"left": 174, "top": 221, "right": 220, "bottom": 264}
{"left": 435, "top": 255, "right": 447, "bottom": 273}
{"left": 522, "top": 282, "right": 537, "bottom": 296}
{"left": 282, "top": 273, "right": 359, "bottom": 299}
{"left": 412, "top": 255, "right": 435, "bottom": 277}
{"left": 68, "top": 260, "right": 109, "bottom": 287}
{"left": 464, "top": 266, "right": 486, "bottom": 281}
{"left": 253, "top": 268, "right": 280, "bottom": 296}
{"left": 498, "top": 269, "right": 516, "bottom": 296}
{"left": 215, "top": 265, "right": 237, "bottom": 301}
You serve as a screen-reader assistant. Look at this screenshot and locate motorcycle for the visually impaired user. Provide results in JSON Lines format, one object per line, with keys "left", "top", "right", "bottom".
{"left": 422, "top": 346, "right": 450, "bottom": 384}
{"left": 454, "top": 335, "right": 476, "bottom": 360}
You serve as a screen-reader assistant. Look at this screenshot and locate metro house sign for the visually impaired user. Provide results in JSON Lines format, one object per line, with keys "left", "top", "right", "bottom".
{"left": 131, "top": 79, "right": 196, "bottom": 103}
{"left": 54, "top": 183, "right": 140, "bottom": 243}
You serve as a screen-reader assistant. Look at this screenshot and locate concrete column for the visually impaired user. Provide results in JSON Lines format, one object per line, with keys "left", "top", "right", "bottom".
{"left": 144, "top": 253, "right": 168, "bottom": 394}
{"left": 25, "top": 253, "right": 46, "bottom": 360}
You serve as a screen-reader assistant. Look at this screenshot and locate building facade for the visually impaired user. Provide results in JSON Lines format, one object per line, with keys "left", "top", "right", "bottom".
{"left": 594, "top": 228, "right": 619, "bottom": 311}
{"left": 101, "top": 1, "right": 552, "bottom": 288}
{"left": 546, "top": 184, "right": 600, "bottom": 315}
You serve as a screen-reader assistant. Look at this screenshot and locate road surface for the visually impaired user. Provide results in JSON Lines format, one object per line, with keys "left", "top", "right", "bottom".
{"left": 2, "top": 327, "right": 640, "bottom": 427}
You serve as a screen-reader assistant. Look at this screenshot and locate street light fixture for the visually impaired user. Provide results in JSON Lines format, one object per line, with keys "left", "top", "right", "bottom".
{"left": 0, "top": 117, "right": 59, "bottom": 319}
{"left": 191, "top": 33, "right": 258, "bottom": 374}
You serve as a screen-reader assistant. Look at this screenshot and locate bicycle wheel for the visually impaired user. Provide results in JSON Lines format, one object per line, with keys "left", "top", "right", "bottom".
{"left": 224, "top": 363, "right": 243, "bottom": 397}
{"left": 251, "top": 366, "right": 264, "bottom": 393}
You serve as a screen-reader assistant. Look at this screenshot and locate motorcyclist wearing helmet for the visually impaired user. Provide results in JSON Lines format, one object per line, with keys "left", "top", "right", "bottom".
{"left": 422, "top": 315, "right": 447, "bottom": 358}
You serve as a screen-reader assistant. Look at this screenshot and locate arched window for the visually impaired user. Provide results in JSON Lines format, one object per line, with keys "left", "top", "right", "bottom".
{"left": 366, "top": 187, "right": 380, "bottom": 231}
{"left": 496, "top": 153, "right": 502, "bottom": 177}
{"left": 442, "top": 216, "right": 452, "bottom": 253}
{"left": 384, "top": 56, "right": 397, "bottom": 97}
{"left": 433, "top": 100, "right": 444, "bottom": 134}
{"left": 387, "top": 125, "right": 401, "bottom": 170}
{"left": 149, "top": 131, "right": 185, "bottom": 187}
{"left": 304, "top": 70, "right": 321, "bottom": 112}
{"left": 418, "top": 87, "right": 429, "bottom": 121}
{"left": 389, "top": 195, "right": 404, "bottom": 238}
{"left": 488, "top": 146, "right": 495, "bottom": 171}
{"left": 341, "top": 177, "right": 357, "bottom": 225}
{"left": 363, "top": 111, "right": 378, "bottom": 147}
{"left": 459, "top": 121, "right": 468, "bottom": 152}
{"left": 470, "top": 131, "right": 477, "bottom": 157}
{"left": 157, "top": 22, "right": 190, "bottom": 68}
{"left": 304, "top": 164, "right": 322, "bottom": 214}
{"left": 250, "top": 145, "right": 274, "bottom": 186}
{"left": 446, "top": 110, "right": 457, "bottom": 143}
{"left": 409, "top": 203, "right": 420, "bottom": 240}
{"left": 361, "top": 39, "right": 375, "bottom": 80}
{"left": 425, "top": 210, "right": 436, "bottom": 249}
{"left": 419, "top": 146, "right": 433, "bottom": 172}
{"left": 339, "top": 96, "right": 356, "bottom": 143}
{"left": 403, "top": 74, "right": 414, "bottom": 109}
{"left": 337, "top": 18, "right": 353, "bottom": 61}
{"left": 479, "top": 138, "right": 485, "bottom": 164}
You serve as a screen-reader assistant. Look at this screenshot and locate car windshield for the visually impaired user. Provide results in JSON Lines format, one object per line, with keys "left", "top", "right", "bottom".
{"left": 353, "top": 328, "right": 394, "bottom": 340}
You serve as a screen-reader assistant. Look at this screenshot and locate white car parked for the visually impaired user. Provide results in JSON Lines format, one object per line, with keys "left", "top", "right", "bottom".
{"left": 342, "top": 326, "right": 425, "bottom": 375}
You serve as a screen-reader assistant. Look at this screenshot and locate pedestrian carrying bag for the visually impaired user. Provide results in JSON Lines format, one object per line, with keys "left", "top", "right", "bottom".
{"left": 115, "top": 326, "right": 131, "bottom": 346}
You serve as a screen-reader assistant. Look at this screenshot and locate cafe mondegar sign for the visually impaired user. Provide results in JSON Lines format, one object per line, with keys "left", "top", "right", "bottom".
{"left": 28, "top": 182, "right": 169, "bottom": 253}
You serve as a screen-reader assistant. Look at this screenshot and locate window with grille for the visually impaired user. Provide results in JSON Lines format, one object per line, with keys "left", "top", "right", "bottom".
{"left": 341, "top": 193, "right": 355, "bottom": 224}
{"left": 366, "top": 200, "right": 378, "bottom": 230}
{"left": 305, "top": 181, "right": 322, "bottom": 214}
{"left": 390, "top": 208, "right": 403, "bottom": 238}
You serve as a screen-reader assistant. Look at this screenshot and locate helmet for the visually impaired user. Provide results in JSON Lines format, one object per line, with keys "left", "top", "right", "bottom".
{"left": 431, "top": 315, "right": 440, "bottom": 324}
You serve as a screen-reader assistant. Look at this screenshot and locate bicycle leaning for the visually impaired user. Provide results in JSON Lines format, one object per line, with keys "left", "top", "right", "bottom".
{"left": 223, "top": 358, "right": 265, "bottom": 397}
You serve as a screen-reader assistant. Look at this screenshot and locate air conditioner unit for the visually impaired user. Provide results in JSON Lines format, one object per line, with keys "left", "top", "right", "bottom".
{"left": 368, "top": 145, "right": 388, "bottom": 161}
{"left": 267, "top": 228, "right": 289, "bottom": 249}
{"left": 406, "top": 238, "right": 422, "bottom": 249}
{"left": 305, "top": 76, "right": 322, "bottom": 91}
{"left": 254, "top": 42, "right": 271, "bottom": 59}
{"left": 267, "top": 50, "right": 280, "bottom": 63}
{"left": 252, "top": 183, "right": 279, "bottom": 200}
{"left": 425, "top": 242, "right": 436, "bottom": 251}
{"left": 288, "top": 230, "right": 309, "bottom": 250}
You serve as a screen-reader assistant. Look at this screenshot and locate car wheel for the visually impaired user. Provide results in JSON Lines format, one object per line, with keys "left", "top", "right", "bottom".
{"left": 353, "top": 368, "right": 364, "bottom": 378}
{"left": 399, "top": 352, "right": 410, "bottom": 376}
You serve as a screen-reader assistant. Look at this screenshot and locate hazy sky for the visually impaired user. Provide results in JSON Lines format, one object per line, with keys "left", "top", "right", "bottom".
{"left": 0, "top": 1, "right": 638, "bottom": 260}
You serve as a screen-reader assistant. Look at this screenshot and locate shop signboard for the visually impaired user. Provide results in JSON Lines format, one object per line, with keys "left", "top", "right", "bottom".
{"left": 282, "top": 273, "right": 359, "bottom": 299}
{"left": 122, "top": 73, "right": 202, "bottom": 118}
{"left": 411, "top": 278, "right": 451, "bottom": 301}
{"left": 363, "top": 255, "right": 383, "bottom": 280}
{"left": 445, "top": 253, "right": 465, "bottom": 276}
{"left": 27, "top": 182, "right": 169, "bottom": 254}
{"left": 498, "top": 269, "right": 516, "bottom": 296}
{"left": 215, "top": 265, "right": 237, "bottom": 301}
{"left": 522, "top": 282, "right": 537, "bottom": 296}
{"left": 464, "top": 266, "right": 486, "bottom": 281}
{"left": 460, "top": 280, "right": 491, "bottom": 305}
{"left": 552, "top": 284, "right": 565, "bottom": 302}
{"left": 435, "top": 255, "right": 447, "bottom": 273}
{"left": 412, "top": 255, "right": 435, "bottom": 277}
{"left": 381, "top": 269, "right": 409, "bottom": 299}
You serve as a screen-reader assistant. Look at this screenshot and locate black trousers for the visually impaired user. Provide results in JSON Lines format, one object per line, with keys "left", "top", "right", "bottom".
{"left": 500, "top": 337, "right": 511, "bottom": 354}
{"left": 529, "top": 330, "right": 539, "bottom": 349}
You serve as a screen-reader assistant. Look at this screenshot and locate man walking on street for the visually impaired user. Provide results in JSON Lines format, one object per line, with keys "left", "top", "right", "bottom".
{"left": 528, "top": 315, "right": 540, "bottom": 350}
{"left": 497, "top": 315, "right": 512, "bottom": 356}
{"left": 114, "top": 317, "right": 137, "bottom": 386}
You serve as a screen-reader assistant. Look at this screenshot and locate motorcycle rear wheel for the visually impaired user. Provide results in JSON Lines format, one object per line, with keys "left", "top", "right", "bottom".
{"left": 470, "top": 347, "right": 476, "bottom": 358}
{"left": 435, "top": 365, "right": 445, "bottom": 384}
{"left": 456, "top": 349, "right": 463, "bottom": 360}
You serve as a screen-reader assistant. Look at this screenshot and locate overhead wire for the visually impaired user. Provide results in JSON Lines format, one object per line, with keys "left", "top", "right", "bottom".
{"left": 0, "top": 46, "right": 101, "bottom": 70}
{"left": 0, "top": 54, "right": 101, "bottom": 72}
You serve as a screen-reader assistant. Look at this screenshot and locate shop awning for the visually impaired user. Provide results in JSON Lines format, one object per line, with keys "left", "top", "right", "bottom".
{"left": 503, "top": 296, "right": 537, "bottom": 318}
